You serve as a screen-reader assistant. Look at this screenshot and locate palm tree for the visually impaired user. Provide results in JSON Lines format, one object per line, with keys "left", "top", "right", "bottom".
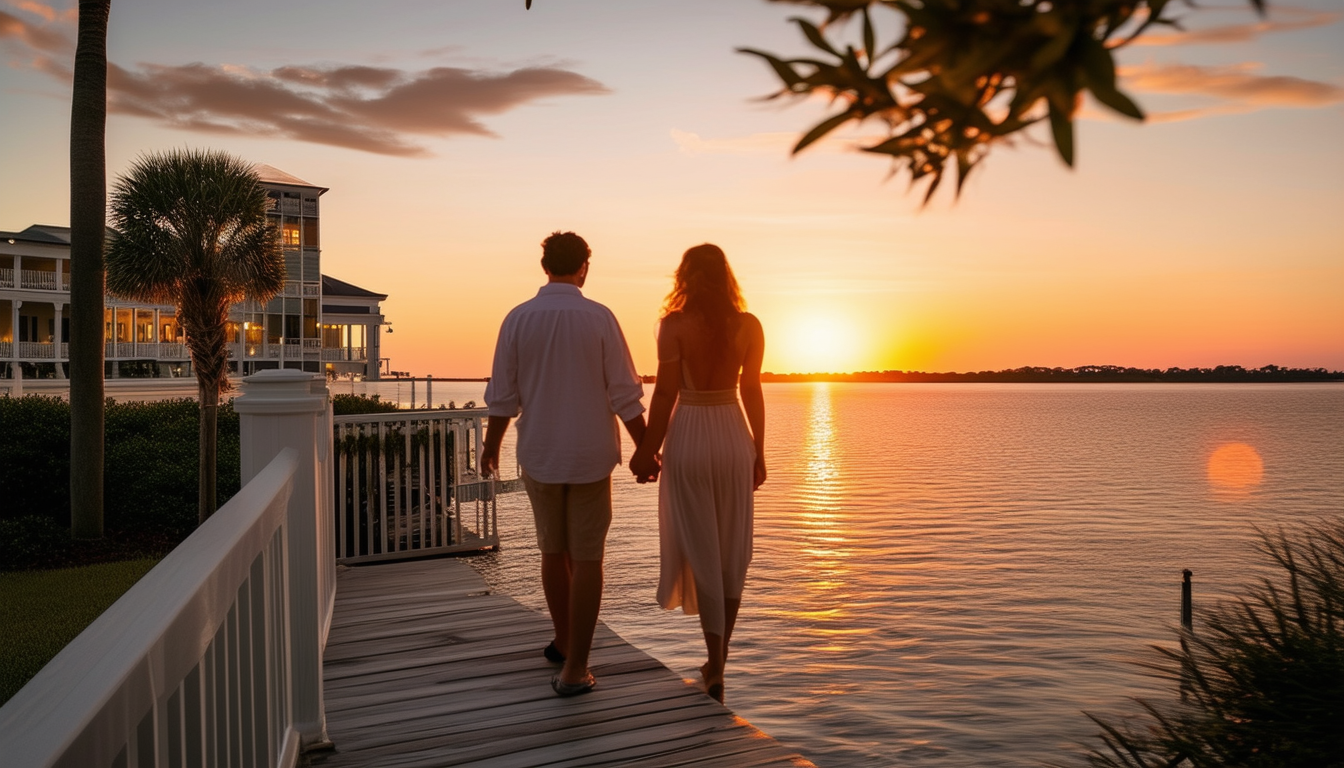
{"left": 106, "top": 149, "right": 285, "bottom": 523}
{"left": 68, "top": 0, "right": 110, "bottom": 540}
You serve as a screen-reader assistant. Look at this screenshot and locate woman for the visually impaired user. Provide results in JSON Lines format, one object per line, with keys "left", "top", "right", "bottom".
{"left": 630, "top": 243, "right": 766, "bottom": 703}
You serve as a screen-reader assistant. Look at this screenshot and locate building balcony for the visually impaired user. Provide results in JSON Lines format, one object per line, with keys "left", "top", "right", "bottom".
{"left": 16, "top": 341, "right": 56, "bottom": 359}
{"left": 0, "top": 267, "right": 12, "bottom": 289}
{"left": 321, "top": 346, "right": 367, "bottom": 362}
{"left": 0, "top": 341, "right": 9, "bottom": 357}
{"left": 19, "top": 269, "right": 59, "bottom": 291}
{"left": 102, "top": 341, "right": 188, "bottom": 360}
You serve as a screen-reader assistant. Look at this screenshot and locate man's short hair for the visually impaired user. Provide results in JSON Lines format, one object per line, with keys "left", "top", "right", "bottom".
{"left": 541, "top": 231, "right": 590, "bottom": 276}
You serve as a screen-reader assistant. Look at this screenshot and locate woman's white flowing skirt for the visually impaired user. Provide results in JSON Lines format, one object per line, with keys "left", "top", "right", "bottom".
{"left": 656, "top": 391, "right": 756, "bottom": 637}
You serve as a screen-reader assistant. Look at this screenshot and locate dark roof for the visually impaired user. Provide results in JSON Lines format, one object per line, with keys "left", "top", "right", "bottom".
{"left": 1, "top": 225, "right": 72, "bottom": 245}
{"left": 322, "top": 274, "right": 387, "bottom": 300}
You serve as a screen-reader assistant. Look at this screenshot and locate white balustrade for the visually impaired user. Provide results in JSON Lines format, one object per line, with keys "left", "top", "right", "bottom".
{"left": 0, "top": 341, "right": 11, "bottom": 358}
{"left": 0, "top": 369, "right": 335, "bottom": 766}
{"left": 0, "top": 267, "right": 13, "bottom": 288}
{"left": 332, "top": 409, "right": 500, "bottom": 564}
{"left": 158, "top": 342, "right": 188, "bottom": 359}
{"left": 19, "top": 269, "right": 57, "bottom": 290}
{"left": 16, "top": 341, "right": 55, "bottom": 359}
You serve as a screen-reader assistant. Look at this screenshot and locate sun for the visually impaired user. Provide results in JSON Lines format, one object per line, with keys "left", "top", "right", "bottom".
{"left": 779, "top": 313, "right": 864, "bottom": 373}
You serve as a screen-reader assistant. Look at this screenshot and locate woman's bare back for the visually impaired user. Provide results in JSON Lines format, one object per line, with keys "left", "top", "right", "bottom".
{"left": 663, "top": 311, "right": 764, "bottom": 392}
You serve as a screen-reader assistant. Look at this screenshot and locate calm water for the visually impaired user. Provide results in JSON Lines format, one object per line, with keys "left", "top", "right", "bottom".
{"left": 360, "top": 381, "right": 1344, "bottom": 767}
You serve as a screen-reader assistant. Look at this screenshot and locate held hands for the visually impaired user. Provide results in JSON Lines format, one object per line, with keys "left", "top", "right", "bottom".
{"left": 630, "top": 447, "right": 661, "bottom": 484}
{"left": 481, "top": 446, "right": 500, "bottom": 480}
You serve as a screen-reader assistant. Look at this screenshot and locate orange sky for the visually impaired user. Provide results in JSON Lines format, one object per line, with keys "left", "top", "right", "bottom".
{"left": 1, "top": 0, "right": 1341, "bottom": 375}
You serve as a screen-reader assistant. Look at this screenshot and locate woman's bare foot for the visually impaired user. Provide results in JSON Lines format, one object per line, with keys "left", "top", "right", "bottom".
{"left": 699, "top": 662, "right": 724, "bottom": 703}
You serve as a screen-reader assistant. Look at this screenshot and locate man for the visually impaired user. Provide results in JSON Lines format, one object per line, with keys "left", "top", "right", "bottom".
{"left": 481, "top": 231, "right": 650, "bottom": 697}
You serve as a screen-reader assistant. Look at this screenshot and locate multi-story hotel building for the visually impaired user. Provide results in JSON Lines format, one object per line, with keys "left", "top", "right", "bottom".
{"left": 0, "top": 165, "right": 386, "bottom": 385}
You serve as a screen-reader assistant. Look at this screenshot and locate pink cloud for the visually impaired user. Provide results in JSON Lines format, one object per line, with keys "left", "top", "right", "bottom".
{"left": 1131, "top": 8, "right": 1340, "bottom": 46}
{"left": 1121, "top": 62, "right": 1344, "bottom": 113}
{"left": 2, "top": 10, "right": 609, "bottom": 156}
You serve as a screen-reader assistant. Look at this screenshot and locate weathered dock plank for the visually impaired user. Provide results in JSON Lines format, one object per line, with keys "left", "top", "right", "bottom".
{"left": 314, "top": 559, "right": 816, "bottom": 768}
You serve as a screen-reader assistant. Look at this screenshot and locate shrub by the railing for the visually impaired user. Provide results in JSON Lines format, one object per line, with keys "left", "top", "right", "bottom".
{"left": 332, "top": 393, "right": 399, "bottom": 415}
{"left": 1075, "top": 517, "right": 1344, "bottom": 768}
{"left": 0, "top": 396, "right": 241, "bottom": 570}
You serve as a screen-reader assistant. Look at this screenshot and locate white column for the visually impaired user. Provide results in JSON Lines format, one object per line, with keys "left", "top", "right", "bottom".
{"left": 53, "top": 303, "right": 65, "bottom": 379}
{"left": 367, "top": 322, "right": 381, "bottom": 381}
{"left": 233, "top": 369, "right": 333, "bottom": 751}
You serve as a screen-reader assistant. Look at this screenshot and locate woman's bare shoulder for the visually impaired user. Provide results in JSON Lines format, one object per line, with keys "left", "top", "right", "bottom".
{"left": 738, "top": 312, "right": 764, "bottom": 335}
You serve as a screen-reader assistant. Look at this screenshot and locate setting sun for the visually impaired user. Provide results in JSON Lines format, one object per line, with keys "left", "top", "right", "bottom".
{"left": 777, "top": 313, "right": 866, "bottom": 373}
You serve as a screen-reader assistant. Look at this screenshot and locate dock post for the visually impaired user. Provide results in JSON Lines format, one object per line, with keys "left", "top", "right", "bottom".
{"left": 235, "top": 369, "right": 334, "bottom": 751}
{"left": 1182, "top": 569, "right": 1193, "bottom": 631}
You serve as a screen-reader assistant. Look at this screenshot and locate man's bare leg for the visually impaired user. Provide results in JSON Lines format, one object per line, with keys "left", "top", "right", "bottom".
{"left": 558, "top": 558, "right": 603, "bottom": 684}
{"left": 541, "top": 552, "right": 572, "bottom": 656}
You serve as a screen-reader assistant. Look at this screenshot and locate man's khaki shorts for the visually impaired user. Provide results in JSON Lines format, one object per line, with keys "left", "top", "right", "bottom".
{"left": 521, "top": 470, "right": 612, "bottom": 561}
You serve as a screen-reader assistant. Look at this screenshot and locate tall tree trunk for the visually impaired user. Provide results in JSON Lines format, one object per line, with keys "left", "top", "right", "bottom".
{"left": 199, "top": 380, "right": 218, "bottom": 524}
{"left": 69, "top": 0, "right": 109, "bottom": 540}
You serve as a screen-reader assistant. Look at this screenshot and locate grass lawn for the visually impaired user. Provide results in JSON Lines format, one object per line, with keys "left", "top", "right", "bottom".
{"left": 0, "top": 558, "right": 160, "bottom": 705}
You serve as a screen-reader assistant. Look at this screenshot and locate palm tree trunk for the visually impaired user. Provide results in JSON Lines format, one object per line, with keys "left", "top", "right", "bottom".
{"left": 69, "top": 0, "right": 109, "bottom": 540}
{"left": 199, "top": 380, "right": 219, "bottom": 524}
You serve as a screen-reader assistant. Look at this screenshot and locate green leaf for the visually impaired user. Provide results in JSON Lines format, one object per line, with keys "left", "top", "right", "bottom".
{"left": 737, "top": 48, "right": 805, "bottom": 90}
{"left": 1048, "top": 100, "right": 1075, "bottom": 167}
{"left": 1080, "top": 38, "right": 1144, "bottom": 120}
{"left": 793, "top": 17, "right": 841, "bottom": 57}
{"left": 794, "top": 110, "right": 856, "bottom": 154}
{"left": 862, "top": 6, "right": 876, "bottom": 66}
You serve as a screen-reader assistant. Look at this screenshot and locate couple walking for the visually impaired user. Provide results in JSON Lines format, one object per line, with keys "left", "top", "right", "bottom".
{"left": 480, "top": 231, "right": 766, "bottom": 703}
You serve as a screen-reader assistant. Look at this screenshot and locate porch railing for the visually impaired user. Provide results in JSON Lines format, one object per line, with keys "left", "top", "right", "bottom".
{"left": 332, "top": 409, "right": 504, "bottom": 564}
{"left": 19, "top": 269, "right": 57, "bottom": 290}
{"left": 16, "top": 341, "right": 55, "bottom": 358}
{"left": 0, "top": 267, "right": 12, "bottom": 288}
{"left": 0, "top": 370, "right": 335, "bottom": 768}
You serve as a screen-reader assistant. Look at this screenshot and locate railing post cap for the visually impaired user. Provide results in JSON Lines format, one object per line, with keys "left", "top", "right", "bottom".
{"left": 235, "top": 369, "right": 326, "bottom": 414}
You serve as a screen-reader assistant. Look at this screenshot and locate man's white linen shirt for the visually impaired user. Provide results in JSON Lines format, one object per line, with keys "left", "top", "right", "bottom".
{"left": 485, "top": 283, "right": 645, "bottom": 485}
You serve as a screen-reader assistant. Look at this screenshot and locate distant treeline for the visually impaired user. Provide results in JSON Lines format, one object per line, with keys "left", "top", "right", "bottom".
{"left": 754, "top": 365, "right": 1344, "bottom": 384}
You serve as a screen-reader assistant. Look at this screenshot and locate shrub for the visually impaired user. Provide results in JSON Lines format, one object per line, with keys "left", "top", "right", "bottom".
{"left": 0, "top": 396, "right": 241, "bottom": 567}
{"left": 1079, "top": 517, "right": 1344, "bottom": 768}
{"left": 332, "top": 393, "right": 399, "bottom": 415}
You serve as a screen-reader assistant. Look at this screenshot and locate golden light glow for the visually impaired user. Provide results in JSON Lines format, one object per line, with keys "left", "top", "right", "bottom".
{"left": 1207, "top": 442, "right": 1264, "bottom": 494}
{"left": 779, "top": 312, "right": 866, "bottom": 373}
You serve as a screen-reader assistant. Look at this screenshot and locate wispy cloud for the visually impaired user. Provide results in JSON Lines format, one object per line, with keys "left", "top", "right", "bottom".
{"left": 1120, "top": 62, "right": 1344, "bottom": 122}
{"left": 1130, "top": 7, "right": 1341, "bottom": 46}
{"left": 1, "top": 3, "right": 609, "bottom": 156}
{"left": 671, "top": 128, "right": 861, "bottom": 156}
{"left": 670, "top": 129, "right": 800, "bottom": 156}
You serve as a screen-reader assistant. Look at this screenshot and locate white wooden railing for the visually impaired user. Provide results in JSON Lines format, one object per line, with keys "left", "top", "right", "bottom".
{"left": 19, "top": 269, "right": 57, "bottom": 290}
{"left": 16, "top": 341, "right": 55, "bottom": 358}
{"left": 0, "top": 370, "right": 335, "bottom": 767}
{"left": 332, "top": 409, "right": 503, "bottom": 564}
{"left": 0, "top": 267, "right": 13, "bottom": 288}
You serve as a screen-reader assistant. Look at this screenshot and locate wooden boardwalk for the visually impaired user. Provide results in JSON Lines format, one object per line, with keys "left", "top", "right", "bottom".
{"left": 313, "top": 559, "right": 817, "bottom": 768}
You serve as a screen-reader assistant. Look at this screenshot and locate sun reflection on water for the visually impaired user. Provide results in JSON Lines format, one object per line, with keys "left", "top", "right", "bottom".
{"left": 1207, "top": 442, "right": 1264, "bottom": 497}
{"left": 789, "top": 383, "right": 856, "bottom": 651}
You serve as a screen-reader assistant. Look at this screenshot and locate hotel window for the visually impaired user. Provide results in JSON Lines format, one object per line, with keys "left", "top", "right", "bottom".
{"left": 302, "top": 218, "right": 319, "bottom": 247}
{"left": 104, "top": 308, "right": 113, "bottom": 342}
{"left": 282, "top": 222, "right": 301, "bottom": 248}
{"left": 267, "top": 313, "right": 282, "bottom": 344}
{"left": 136, "top": 309, "right": 155, "bottom": 343}
{"left": 285, "top": 251, "right": 302, "bottom": 281}
{"left": 115, "top": 308, "right": 133, "bottom": 343}
{"left": 303, "top": 299, "right": 318, "bottom": 338}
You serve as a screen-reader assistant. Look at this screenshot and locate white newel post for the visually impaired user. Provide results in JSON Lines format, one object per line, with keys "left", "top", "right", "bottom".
{"left": 233, "top": 368, "right": 334, "bottom": 751}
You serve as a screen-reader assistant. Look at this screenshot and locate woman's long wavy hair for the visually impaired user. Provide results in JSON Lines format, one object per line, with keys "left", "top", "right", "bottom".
{"left": 662, "top": 243, "right": 745, "bottom": 363}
